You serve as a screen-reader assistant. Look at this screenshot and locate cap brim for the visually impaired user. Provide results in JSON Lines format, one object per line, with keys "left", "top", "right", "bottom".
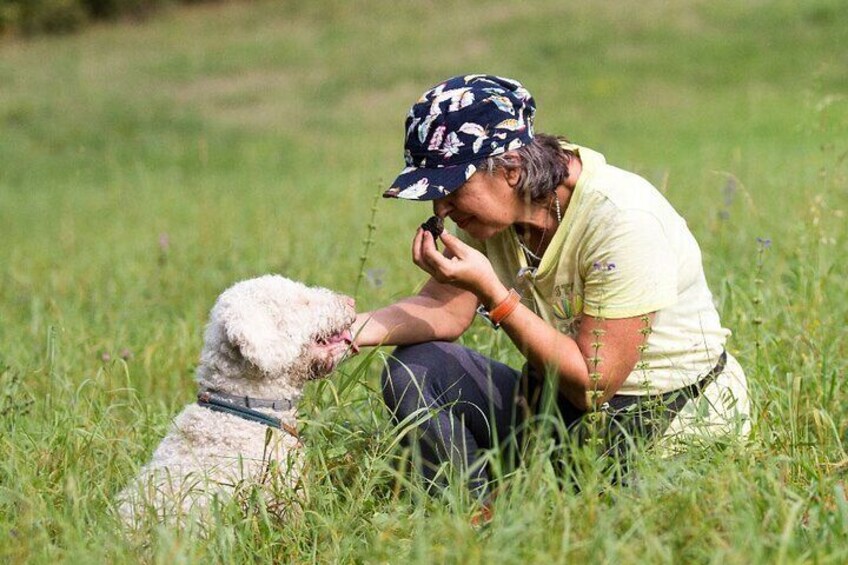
{"left": 383, "top": 162, "right": 478, "bottom": 201}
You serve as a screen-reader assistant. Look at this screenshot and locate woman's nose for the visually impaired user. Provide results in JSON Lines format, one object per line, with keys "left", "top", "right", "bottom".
{"left": 432, "top": 198, "right": 450, "bottom": 218}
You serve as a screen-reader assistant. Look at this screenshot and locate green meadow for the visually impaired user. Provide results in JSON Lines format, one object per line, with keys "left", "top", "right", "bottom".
{"left": 1, "top": 0, "right": 847, "bottom": 561}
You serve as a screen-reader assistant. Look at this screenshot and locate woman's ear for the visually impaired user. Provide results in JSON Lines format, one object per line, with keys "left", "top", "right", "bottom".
{"left": 504, "top": 163, "right": 522, "bottom": 187}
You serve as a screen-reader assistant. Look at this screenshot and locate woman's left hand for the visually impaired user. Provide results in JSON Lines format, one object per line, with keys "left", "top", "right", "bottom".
{"left": 412, "top": 228, "right": 507, "bottom": 306}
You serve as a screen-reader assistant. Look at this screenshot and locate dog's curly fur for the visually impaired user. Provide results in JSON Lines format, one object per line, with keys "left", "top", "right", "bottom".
{"left": 116, "top": 275, "right": 356, "bottom": 527}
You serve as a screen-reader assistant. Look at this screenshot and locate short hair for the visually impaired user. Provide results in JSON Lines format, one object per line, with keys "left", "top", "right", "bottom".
{"left": 479, "top": 133, "right": 575, "bottom": 201}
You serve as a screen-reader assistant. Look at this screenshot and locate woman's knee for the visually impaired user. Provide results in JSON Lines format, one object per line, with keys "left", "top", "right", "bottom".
{"left": 381, "top": 342, "right": 451, "bottom": 414}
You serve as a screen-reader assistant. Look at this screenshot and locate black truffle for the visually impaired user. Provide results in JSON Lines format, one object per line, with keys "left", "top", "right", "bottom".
{"left": 421, "top": 215, "right": 444, "bottom": 238}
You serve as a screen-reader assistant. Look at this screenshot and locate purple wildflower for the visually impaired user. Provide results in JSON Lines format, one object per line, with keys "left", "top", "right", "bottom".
{"left": 365, "top": 268, "right": 385, "bottom": 289}
{"left": 723, "top": 178, "right": 737, "bottom": 207}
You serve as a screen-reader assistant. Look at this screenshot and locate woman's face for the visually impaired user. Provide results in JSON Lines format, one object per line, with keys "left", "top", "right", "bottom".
{"left": 432, "top": 170, "right": 518, "bottom": 240}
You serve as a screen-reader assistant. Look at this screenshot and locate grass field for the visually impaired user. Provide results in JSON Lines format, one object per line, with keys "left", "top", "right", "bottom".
{"left": 1, "top": 0, "right": 847, "bottom": 562}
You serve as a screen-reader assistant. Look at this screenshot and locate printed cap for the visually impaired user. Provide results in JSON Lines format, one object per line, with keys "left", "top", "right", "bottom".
{"left": 383, "top": 74, "right": 536, "bottom": 201}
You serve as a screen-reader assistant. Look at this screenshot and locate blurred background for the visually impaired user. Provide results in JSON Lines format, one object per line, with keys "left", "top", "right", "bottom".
{"left": 2, "top": 0, "right": 845, "bottom": 377}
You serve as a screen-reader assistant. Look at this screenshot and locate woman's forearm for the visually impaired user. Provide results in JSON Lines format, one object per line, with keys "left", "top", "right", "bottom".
{"left": 500, "top": 304, "right": 591, "bottom": 408}
{"left": 353, "top": 290, "right": 475, "bottom": 347}
{"left": 478, "top": 282, "right": 649, "bottom": 411}
{"left": 476, "top": 281, "right": 592, "bottom": 409}
{"left": 352, "top": 299, "right": 443, "bottom": 347}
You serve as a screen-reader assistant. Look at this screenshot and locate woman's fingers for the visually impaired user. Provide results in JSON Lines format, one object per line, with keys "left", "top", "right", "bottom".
{"left": 438, "top": 231, "right": 465, "bottom": 258}
{"left": 413, "top": 229, "right": 442, "bottom": 277}
{"left": 411, "top": 228, "right": 424, "bottom": 265}
{"left": 419, "top": 231, "right": 438, "bottom": 265}
{"left": 420, "top": 232, "right": 454, "bottom": 276}
{"left": 412, "top": 226, "right": 495, "bottom": 294}
{"left": 412, "top": 228, "right": 470, "bottom": 284}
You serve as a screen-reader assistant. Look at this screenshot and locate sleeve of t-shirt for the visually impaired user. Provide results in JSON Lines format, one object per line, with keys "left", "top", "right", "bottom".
{"left": 580, "top": 208, "right": 678, "bottom": 319}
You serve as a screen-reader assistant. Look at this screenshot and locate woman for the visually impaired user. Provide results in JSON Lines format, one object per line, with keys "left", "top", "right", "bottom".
{"left": 352, "top": 74, "right": 750, "bottom": 495}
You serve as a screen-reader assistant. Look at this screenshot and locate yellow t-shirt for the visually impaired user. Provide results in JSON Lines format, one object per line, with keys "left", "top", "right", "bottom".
{"left": 459, "top": 144, "right": 744, "bottom": 397}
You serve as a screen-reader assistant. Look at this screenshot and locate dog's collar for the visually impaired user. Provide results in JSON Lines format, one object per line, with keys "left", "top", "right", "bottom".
{"left": 197, "top": 391, "right": 299, "bottom": 439}
{"left": 199, "top": 389, "right": 297, "bottom": 411}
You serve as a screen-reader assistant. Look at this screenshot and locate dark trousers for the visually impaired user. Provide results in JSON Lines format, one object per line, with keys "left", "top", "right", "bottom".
{"left": 381, "top": 341, "right": 718, "bottom": 496}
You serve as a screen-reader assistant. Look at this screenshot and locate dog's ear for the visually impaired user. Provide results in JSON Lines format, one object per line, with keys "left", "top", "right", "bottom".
{"left": 213, "top": 288, "right": 300, "bottom": 376}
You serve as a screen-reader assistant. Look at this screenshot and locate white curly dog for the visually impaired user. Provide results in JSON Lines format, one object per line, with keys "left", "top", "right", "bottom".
{"left": 117, "top": 275, "right": 357, "bottom": 527}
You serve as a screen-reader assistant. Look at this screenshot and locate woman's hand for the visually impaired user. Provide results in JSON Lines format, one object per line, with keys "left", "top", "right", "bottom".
{"left": 412, "top": 228, "right": 508, "bottom": 308}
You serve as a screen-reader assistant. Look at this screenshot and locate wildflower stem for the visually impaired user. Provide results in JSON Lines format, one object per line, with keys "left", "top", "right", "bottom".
{"left": 753, "top": 237, "right": 771, "bottom": 369}
{"left": 354, "top": 191, "right": 381, "bottom": 301}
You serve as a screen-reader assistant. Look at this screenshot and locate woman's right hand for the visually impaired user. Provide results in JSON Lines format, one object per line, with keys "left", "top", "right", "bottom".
{"left": 412, "top": 228, "right": 509, "bottom": 309}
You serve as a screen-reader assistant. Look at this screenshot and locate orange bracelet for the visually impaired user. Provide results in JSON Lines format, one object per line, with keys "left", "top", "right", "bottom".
{"left": 488, "top": 288, "right": 521, "bottom": 327}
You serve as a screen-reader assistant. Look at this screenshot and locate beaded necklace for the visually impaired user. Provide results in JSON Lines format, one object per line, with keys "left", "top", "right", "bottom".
{"left": 517, "top": 195, "right": 562, "bottom": 264}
